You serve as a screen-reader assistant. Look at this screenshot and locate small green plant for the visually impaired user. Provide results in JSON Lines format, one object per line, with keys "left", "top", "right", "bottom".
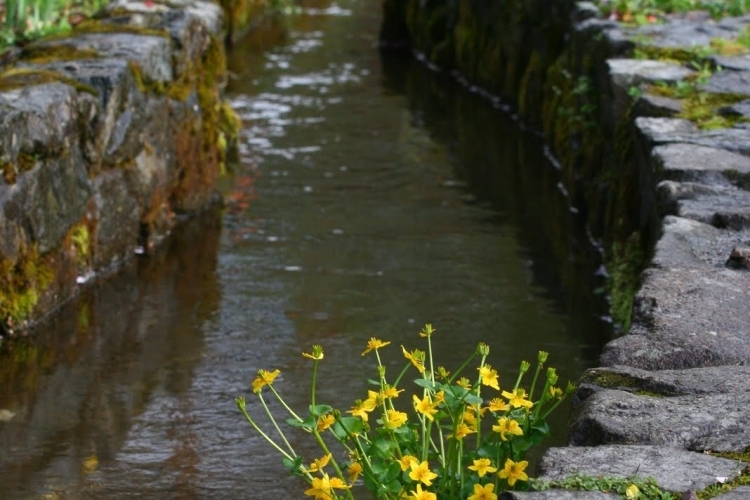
{"left": 1, "top": 0, "right": 110, "bottom": 47}
{"left": 533, "top": 473, "right": 679, "bottom": 499}
{"left": 236, "top": 324, "right": 575, "bottom": 500}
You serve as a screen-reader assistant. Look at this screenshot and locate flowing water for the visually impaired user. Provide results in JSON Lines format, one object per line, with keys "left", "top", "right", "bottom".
{"left": 0, "top": 1, "right": 611, "bottom": 498}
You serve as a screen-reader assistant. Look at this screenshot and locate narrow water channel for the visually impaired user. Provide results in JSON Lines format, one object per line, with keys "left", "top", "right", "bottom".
{"left": 0, "top": 1, "right": 610, "bottom": 498}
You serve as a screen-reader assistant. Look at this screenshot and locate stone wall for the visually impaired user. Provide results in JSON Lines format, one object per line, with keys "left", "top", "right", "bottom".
{"left": 382, "top": 1, "right": 750, "bottom": 498}
{"left": 0, "top": 0, "right": 241, "bottom": 335}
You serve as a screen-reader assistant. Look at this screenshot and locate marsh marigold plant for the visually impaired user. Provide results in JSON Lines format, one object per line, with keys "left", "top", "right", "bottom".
{"left": 235, "top": 324, "right": 575, "bottom": 499}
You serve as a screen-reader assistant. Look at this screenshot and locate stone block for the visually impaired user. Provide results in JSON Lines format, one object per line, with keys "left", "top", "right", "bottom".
{"left": 569, "top": 389, "right": 750, "bottom": 452}
{"left": 539, "top": 445, "right": 747, "bottom": 493}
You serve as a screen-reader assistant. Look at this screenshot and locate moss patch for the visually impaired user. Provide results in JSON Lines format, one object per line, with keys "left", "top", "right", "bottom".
{"left": 532, "top": 472, "right": 679, "bottom": 499}
{"left": 0, "top": 67, "right": 97, "bottom": 96}
{"left": 19, "top": 44, "right": 100, "bottom": 64}
{"left": 0, "top": 246, "right": 54, "bottom": 333}
{"left": 608, "top": 232, "right": 644, "bottom": 333}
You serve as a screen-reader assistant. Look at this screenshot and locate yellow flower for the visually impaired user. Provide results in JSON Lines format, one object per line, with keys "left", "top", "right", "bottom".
{"left": 456, "top": 377, "right": 472, "bottom": 389}
{"left": 408, "top": 484, "right": 436, "bottom": 500}
{"left": 380, "top": 385, "right": 404, "bottom": 400}
{"left": 399, "top": 455, "right": 418, "bottom": 472}
{"left": 626, "top": 484, "right": 640, "bottom": 499}
{"left": 384, "top": 409, "right": 408, "bottom": 429}
{"left": 462, "top": 410, "right": 477, "bottom": 427}
{"left": 488, "top": 398, "right": 510, "bottom": 413}
{"left": 413, "top": 394, "right": 438, "bottom": 421}
{"left": 468, "top": 458, "right": 498, "bottom": 478}
{"left": 492, "top": 417, "right": 524, "bottom": 441}
{"left": 501, "top": 388, "right": 533, "bottom": 409}
{"left": 365, "top": 390, "right": 380, "bottom": 407}
{"left": 467, "top": 483, "right": 497, "bottom": 500}
{"left": 409, "top": 460, "right": 438, "bottom": 486}
{"left": 362, "top": 337, "right": 391, "bottom": 356}
{"left": 402, "top": 345, "right": 426, "bottom": 373}
{"left": 498, "top": 459, "right": 528, "bottom": 487}
{"left": 302, "top": 345, "right": 324, "bottom": 360}
{"left": 304, "top": 473, "right": 349, "bottom": 499}
{"left": 549, "top": 386, "right": 564, "bottom": 398}
{"left": 433, "top": 390, "right": 445, "bottom": 406}
{"left": 478, "top": 364, "right": 500, "bottom": 390}
{"left": 348, "top": 462, "right": 363, "bottom": 485}
{"left": 348, "top": 398, "right": 377, "bottom": 422}
{"left": 305, "top": 454, "right": 331, "bottom": 473}
{"left": 419, "top": 324, "right": 436, "bottom": 338}
{"left": 449, "top": 422, "right": 476, "bottom": 440}
{"left": 251, "top": 369, "right": 280, "bottom": 393}
{"left": 317, "top": 414, "right": 335, "bottom": 432}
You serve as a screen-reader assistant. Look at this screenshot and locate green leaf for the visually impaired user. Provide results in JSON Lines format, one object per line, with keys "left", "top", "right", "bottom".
{"left": 282, "top": 456, "right": 304, "bottom": 477}
{"left": 332, "top": 417, "right": 363, "bottom": 442}
{"left": 413, "top": 379, "right": 439, "bottom": 391}
{"left": 286, "top": 417, "right": 314, "bottom": 432}
{"left": 370, "top": 437, "right": 397, "bottom": 458}
{"left": 463, "top": 394, "right": 483, "bottom": 405}
{"left": 309, "top": 404, "right": 332, "bottom": 417}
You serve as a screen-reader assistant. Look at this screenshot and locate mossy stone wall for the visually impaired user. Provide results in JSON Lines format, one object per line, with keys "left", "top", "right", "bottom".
{"left": 381, "top": 0, "right": 653, "bottom": 330}
{"left": 0, "top": 1, "right": 242, "bottom": 335}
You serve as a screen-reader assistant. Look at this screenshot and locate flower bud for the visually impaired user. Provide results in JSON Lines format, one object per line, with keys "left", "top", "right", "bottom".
{"left": 419, "top": 324, "right": 436, "bottom": 338}
{"left": 519, "top": 360, "right": 531, "bottom": 374}
{"left": 476, "top": 342, "right": 490, "bottom": 356}
{"left": 537, "top": 351, "right": 549, "bottom": 364}
{"left": 546, "top": 367, "right": 558, "bottom": 385}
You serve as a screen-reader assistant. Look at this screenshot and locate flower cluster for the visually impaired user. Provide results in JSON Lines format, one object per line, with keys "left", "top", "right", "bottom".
{"left": 236, "top": 324, "right": 575, "bottom": 500}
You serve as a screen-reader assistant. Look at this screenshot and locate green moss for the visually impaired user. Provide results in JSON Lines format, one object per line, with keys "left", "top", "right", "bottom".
{"left": 0, "top": 246, "right": 54, "bottom": 332}
{"left": 532, "top": 472, "right": 679, "bottom": 499}
{"left": 581, "top": 371, "right": 642, "bottom": 389}
{"left": 69, "top": 222, "right": 91, "bottom": 266}
{"left": 608, "top": 232, "right": 644, "bottom": 333}
{"left": 20, "top": 44, "right": 100, "bottom": 64}
{"left": 0, "top": 67, "right": 97, "bottom": 96}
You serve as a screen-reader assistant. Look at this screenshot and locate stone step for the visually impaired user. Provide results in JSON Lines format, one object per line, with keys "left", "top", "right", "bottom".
{"left": 501, "top": 492, "right": 618, "bottom": 499}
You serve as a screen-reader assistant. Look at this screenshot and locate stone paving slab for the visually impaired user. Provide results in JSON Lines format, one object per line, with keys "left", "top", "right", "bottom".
{"left": 650, "top": 216, "right": 750, "bottom": 269}
{"left": 637, "top": 117, "right": 750, "bottom": 155}
{"left": 702, "top": 70, "right": 750, "bottom": 97}
{"left": 568, "top": 389, "right": 750, "bottom": 452}
{"left": 609, "top": 59, "right": 694, "bottom": 87}
{"left": 601, "top": 266, "right": 750, "bottom": 370}
{"left": 652, "top": 143, "right": 750, "bottom": 184}
{"left": 501, "top": 492, "right": 618, "bottom": 500}
{"left": 579, "top": 364, "right": 750, "bottom": 397}
{"left": 713, "top": 486, "right": 750, "bottom": 500}
{"left": 676, "top": 187, "right": 750, "bottom": 230}
{"left": 538, "top": 445, "right": 747, "bottom": 493}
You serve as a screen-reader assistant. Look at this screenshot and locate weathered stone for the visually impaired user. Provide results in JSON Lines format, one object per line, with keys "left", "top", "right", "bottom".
{"left": 676, "top": 187, "right": 750, "bottom": 230}
{"left": 28, "top": 58, "right": 148, "bottom": 170}
{"left": 702, "top": 71, "right": 750, "bottom": 97}
{"left": 711, "top": 54, "right": 750, "bottom": 72}
{"left": 580, "top": 364, "right": 750, "bottom": 397}
{"left": 627, "top": 18, "right": 739, "bottom": 49}
{"left": 601, "top": 266, "right": 750, "bottom": 369}
{"left": 635, "top": 93, "right": 683, "bottom": 118}
{"left": 713, "top": 486, "right": 750, "bottom": 500}
{"left": 92, "top": 169, "right": 139, "bottom": 269}
{"left": 657, "top": 180, "right": 726, "bottom": 216}
{"left": 652, "top": 143, "right": 750, "bottom": 185}
{"left": 569, "top": 389, "right": 750, "bottom": 452}
{"left": 32, "top": 33, "right": 173, "bottom": 84}
{"left": 719, "top": 99, "right": 750, "bottom": 119}
{"left": 636, "top": 119, "right": 750, "bottom": 155}
{"left": 651, "top": 216, "right": 726, "bottom": 268}
{"left": 500, "top": 493, "right": 617, "bottom": 500}
{"left": 609, "top": 59, "right": 694, "bottom": 88}
{"left": 539, "top": 445, "right": 747, "bottom": 493}
{"left": 726, "top": 246, "right": 750, "bottom": 269}
{"left": 636, "top": 117, "right": 697, "bottom": 145}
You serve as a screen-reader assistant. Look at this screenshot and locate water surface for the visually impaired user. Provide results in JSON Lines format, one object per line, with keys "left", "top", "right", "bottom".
{"left": 0, "top": 1, "right": 609, "bottom": 498}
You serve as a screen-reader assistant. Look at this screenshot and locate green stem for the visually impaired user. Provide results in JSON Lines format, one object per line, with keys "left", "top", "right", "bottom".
{"left": 236, "top": 398, "right": 296, "bottom": 463}
{"left": 258, "top": 392, "right": 296, "bottom": 456}
{"left": 269, "top": 385, "right": 303, "bottom": 422}
{"left": 312, "top": 430, "right": 355, "bottom": 500}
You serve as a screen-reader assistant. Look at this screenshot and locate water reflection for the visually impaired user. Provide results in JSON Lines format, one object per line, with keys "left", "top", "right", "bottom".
{"left": 0, "top": 210, "right": 221, "bottom": 499}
